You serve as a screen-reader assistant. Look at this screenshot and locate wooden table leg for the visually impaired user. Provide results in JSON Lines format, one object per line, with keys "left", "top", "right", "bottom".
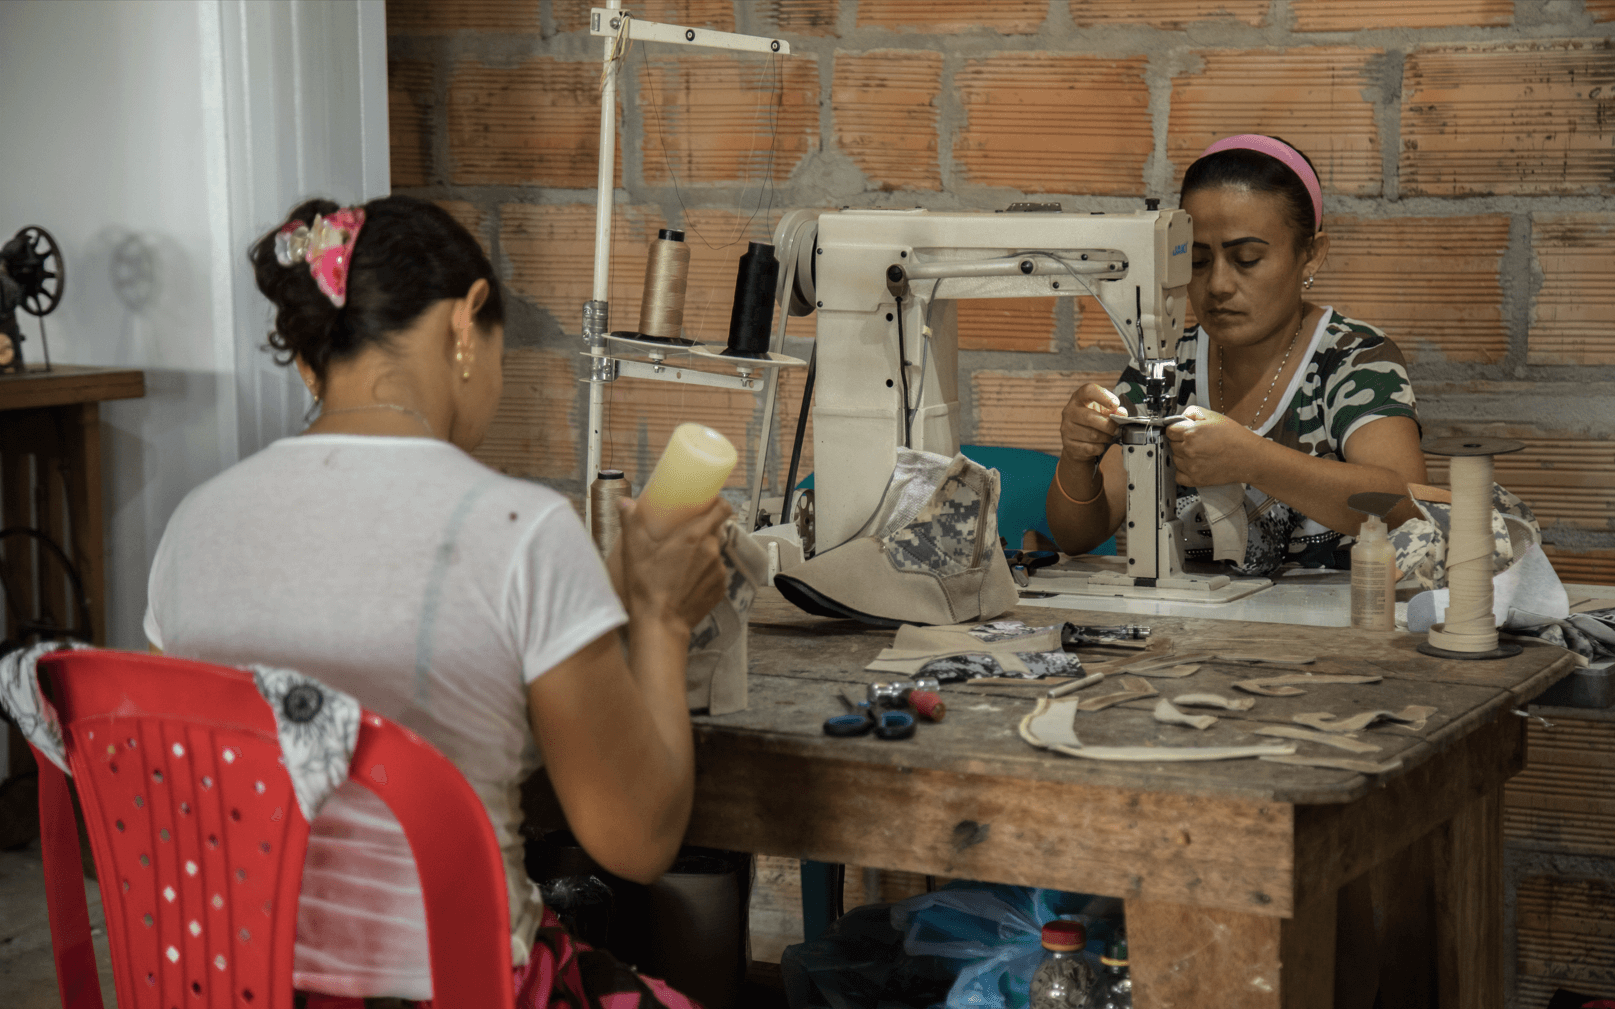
{"left": 1433, "top": 788, "right": 1504, "bottom": 1008}
{"left": 1127, "top": 892, "right": 1335, "bottom": 1008}
{"left": 64, "top": 403, "right": 105, "bottom": 645}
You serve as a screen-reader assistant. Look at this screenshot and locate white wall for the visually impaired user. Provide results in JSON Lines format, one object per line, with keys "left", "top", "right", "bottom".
{"left": 0, "top": 0, "right": 387, "bottom": 649}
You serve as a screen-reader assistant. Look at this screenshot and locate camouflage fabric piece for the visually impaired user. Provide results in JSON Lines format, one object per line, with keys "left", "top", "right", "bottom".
{"left": 917, "top": 650, "right": 1082, "bottom": 682}
{"left": 1117, "top": 309, "right": 1419, "bottom": 574}
{"left": 965, "top": 620, "right": 1053, "bottom": 643}
{"left": 887, "top": 469, "right": 985, "bottom": 576}
{"left": 1389, "top": 484, "right": 1540, "bottom": 589}
{"left": 1511, "top": 607, "right": 1615, "bottom": 661}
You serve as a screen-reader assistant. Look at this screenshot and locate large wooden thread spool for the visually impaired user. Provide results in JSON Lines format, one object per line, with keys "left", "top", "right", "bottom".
{"left": 1418, "top": 436, "right": 1525, "bottom": 660}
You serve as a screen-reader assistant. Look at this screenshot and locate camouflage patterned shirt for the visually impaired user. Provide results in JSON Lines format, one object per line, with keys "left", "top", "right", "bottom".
{"left": 1115, "top": 308, "right": 1420, "bottom": 573}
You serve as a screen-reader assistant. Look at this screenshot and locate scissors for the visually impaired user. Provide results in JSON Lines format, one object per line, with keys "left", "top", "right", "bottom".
{"left": 1004, "top": 549, "right": 1060, "bottom": 587}
{"left": 822, "top": 692, "right": 916, "bottom": 740}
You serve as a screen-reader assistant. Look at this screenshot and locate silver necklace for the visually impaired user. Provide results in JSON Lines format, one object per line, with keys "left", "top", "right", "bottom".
{"left": 313, "top": 402, "right": 435, "bottom": 438}
{"left": 1218, "top": 320, "right": 1303, "bottom": 431}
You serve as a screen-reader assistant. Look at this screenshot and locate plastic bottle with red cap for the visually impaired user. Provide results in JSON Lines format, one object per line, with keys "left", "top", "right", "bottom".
{"left": 1029, "top": 919, "right": 1097, "bottom": 1008}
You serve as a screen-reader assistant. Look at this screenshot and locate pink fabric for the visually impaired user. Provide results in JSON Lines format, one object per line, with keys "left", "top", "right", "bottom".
{"left": 278, "top": 208, "right": 366, "bottom": 308}
{"left": 1199, "top": 134, "right": 1323, "bottom": 231}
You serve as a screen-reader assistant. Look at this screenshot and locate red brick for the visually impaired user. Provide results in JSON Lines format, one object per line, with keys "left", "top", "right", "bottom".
{"left": 1529, "top": 213, "right": 1615, "bottom": 365}
{"left": 857, "top": 0, "right": 1046, "bottom": 33}
{"left": 677, "top": 210, "right": 816, "bottom": 346}
{"left": 553, "top": 1, "right": 734, "bottom": 33}
{"left": 1590, "top": 1, "right": 1615, "bottom": 22}
{"left": 1291, "top": 0, "right": 1510, "bottom": 32}
{"left": 957, "top": 298, "right": 1058, "bottom": 353}
{"left": 389, "top": 60, "right": 434, "bottom": 188}
{"left": 638, "top": 55, "right": 819, "bottom": 186}
{"left": 973, "top": 370, "right": 1122, "bottom": 455}
{"left": 1421, "top": 428, "right": 1615, "bottom": 534}
{"left": 1169, "top": 48, "right": 1383, "bottom": 196}
{"left": 500, "top": 203, "right": 663, "bottom": 334}
{"left": 449, "top": 59, "right": 623, "bottom": 188}
{"left": 833, "top": 50, "right": 944, "bottom": 192}
{"left": 1068, "top": 1, "right": 1266, "bottom": 29}
{"left": 955, "top": 56, "right": 1151, "bottom": 196}
{"left": 435, "top": 200, "right": 491, "bottom": 257}
{"left": 387, "top": 0, "right": 540, "bottom": 35}
{"left": 1310, "top": 215, "right": 1509, "bottom": 364}
{"left": 759, "top": 0, "right": 840, "bottom": 36}
{"left": 1400, "top": 42, "right": 1615, "bottom": 197}
{"left": 599, "top": 379, "right": 760, "bottom": 490}
{"left": 1541, "top": 546, "right": 1615, "bottom": 587}
{"left": 473, "top": 349, "right": 579, "bottom": 481}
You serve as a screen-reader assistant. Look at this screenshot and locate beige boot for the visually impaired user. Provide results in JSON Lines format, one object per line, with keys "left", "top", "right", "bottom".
{"left": 775, "top": 450, "right": 1018, "bottom": 627}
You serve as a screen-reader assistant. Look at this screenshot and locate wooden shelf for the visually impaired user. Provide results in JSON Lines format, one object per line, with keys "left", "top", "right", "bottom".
{"left": 0, "top": 364, "right": 145, "bottom": 411}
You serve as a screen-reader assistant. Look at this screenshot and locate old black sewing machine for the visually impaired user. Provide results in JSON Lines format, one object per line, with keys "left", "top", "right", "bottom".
{"left": 0, "top": 225, "right": 65, "bottom": 374}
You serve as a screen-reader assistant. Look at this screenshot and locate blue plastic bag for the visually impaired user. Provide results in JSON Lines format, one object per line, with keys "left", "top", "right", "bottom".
{"left": 891, "top": 882, "right": 1108, "bottom": 1009}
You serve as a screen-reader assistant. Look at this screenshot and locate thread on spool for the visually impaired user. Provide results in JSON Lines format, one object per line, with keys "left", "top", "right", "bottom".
{"left": 589, "top": 470, "right": 629, "bottom": 557}
{"left": 634, "top": 229, "right": 692, "bottom": 344}
{"left": 1427, "top": 452, "right": 1498, "bottom": 653}
{"left": 724, "top": 241, "right": 779, "bottom": 358}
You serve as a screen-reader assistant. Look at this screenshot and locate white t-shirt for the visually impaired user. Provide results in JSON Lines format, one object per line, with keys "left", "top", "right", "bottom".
{"left": 143, "top": 435, "right": 627, "bottom": 999}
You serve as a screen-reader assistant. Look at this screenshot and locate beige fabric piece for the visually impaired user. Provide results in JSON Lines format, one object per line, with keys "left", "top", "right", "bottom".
{"left": 1252, "top": 725, "right": 1383, "bottom": 753}
{"left": 1075, "top": 676, "right": 1157, "bottom": 712}
{"left": 685, "top": 521, "right": 769, "bottom": 715}
{"left": 1153, "top": 698, "right": 1217, "bottom": 730}
{"left": 1198, "top": 482, "right": 1250, "bottom": 564}
{"left": 1292, "top": 706, "right": 1438, "bottom": 734}
{"left": 892, "top": 622, "right": 1063, "bottom": 653}
{"left": 1261, "top": 754, "right": 1405, "bottom": 775}
{"left": 1023, "top": 696, "right": 1081, "bottom": 747}
{"left": 1216, "top": 654, "right": 1316, "bottom": 666}
{"left": 1017, "top": 698, "right": 1296, "bottom": 762}
{"left": 1233, "top": 674, "right": 1384, "bottom": 697}
{"left": 1173, "top": 692, "right": 1256, "bottom": 712}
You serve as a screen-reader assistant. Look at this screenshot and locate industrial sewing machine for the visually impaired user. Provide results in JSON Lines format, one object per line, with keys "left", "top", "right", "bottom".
{"left": 767, "top": 204, "right": 1269, "bottom": 603}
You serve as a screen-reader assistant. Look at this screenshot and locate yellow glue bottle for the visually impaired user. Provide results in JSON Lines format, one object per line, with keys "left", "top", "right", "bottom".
{"left": 1350, "top": 511, "right": 1397, "bottom": 631}
{"left": 636, "top": 423, "right": 738, "bottom": 538}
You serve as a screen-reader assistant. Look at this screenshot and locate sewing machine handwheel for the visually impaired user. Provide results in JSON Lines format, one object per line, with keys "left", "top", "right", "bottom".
{"left": 11, "top": 226, "right": 65, "bottom": 317}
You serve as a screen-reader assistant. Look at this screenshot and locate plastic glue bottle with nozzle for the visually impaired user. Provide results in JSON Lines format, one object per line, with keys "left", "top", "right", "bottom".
{"left": 636, "top": 423, "right": 738, "bottom": 538}
{"left": 1348, "top": 492, "right": 1403, "bottom": 631}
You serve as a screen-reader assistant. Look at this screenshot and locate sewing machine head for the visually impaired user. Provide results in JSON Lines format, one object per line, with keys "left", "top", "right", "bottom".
{"left": 772, "top": 204, "right": 1192, "bottom": 550}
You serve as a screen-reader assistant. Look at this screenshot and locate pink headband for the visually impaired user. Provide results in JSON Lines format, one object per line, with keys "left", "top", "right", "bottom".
{"left": 274, "top": 208, "right": 366, "bottom": 308}
{"left": 1199, "top": 135, "right": 1322, "bottom": 231}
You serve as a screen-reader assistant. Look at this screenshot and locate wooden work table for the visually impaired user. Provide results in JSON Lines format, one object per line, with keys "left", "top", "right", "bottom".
{"left": 686, "top": 588, "right": 1579, "bottom": 1008}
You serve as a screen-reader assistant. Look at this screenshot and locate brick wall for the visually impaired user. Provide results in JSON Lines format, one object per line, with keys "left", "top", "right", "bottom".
{"left": 387, "top": 1, "right": 1615, "bottom": 585}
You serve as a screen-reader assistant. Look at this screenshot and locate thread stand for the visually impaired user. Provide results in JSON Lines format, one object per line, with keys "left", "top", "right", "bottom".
{"left": 1416, "top": 435, "right": 1526, "bottom": 661}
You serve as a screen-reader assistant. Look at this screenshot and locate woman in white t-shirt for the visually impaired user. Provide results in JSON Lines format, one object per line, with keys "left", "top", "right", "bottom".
{"left": 144, "top": 196, "right": 723, "bottom": 1006}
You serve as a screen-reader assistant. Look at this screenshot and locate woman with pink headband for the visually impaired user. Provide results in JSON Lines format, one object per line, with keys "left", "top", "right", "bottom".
{"left": 1047, "top": 134, "right": 1427, "bottom": 574}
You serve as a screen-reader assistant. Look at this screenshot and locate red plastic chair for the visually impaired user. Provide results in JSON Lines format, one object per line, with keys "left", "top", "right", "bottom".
{"left": 31, "top": 649, "right": 516, "bottom": 1009}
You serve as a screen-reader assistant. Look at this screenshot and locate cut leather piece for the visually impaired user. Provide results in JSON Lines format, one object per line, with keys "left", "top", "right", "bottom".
{"left": 1017, "top": 698, "right": 1296, "bottom": 761}
{"left": 1261, "top": 754, "right": 1405, "bottom": 775}
{"left": 1047, "top": 671, "right": 1106, "bottom": 698}
{"left": 1172, "top": 692, "right": 1256, "bottom": 712}
{"left": 1153, "top": 698, "right": 1217, "bottom": 730}
{"left": 685, "top": 520, "right": 769, "bottom": 715}
{"left": 1292, "top": 706, "right": 1438, "bottom": 734}
{"left": 1112, "top": 651, "right": 1217, "bottom": 673}
{"left": 775, "top": 451, "right": 1018, "bottom": 627}
{"left": 1215, "top": 654, "right": 1316, "bottom": 666}
{"left": 1075, "top": 676, "right": 1157, "bottom": 712}
{"left": 1232, "top": 674, "right": 1384, "bottom": 697}
{"left": 1252, "top": 725, "right": 1383, "bottom": 753}
{"left": 894, "top": 620, "right": 1063, "bottom": 652}
{"left": 1022, "top": 696, "right": 1081, "bottom": 747}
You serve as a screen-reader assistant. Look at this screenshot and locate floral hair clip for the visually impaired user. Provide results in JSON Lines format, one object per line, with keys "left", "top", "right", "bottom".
{"left": 274, "top": 208, "right": 366, "bottom": 308}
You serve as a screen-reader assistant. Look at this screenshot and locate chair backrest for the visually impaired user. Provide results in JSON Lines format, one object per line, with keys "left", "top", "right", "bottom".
{"left": 34, "top": 649, "right": 515, "bottom": 1009}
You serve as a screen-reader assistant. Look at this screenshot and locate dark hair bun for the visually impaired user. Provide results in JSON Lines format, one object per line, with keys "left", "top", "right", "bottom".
{"left": 249, "top": 195, "right": 503, "bottom": 383}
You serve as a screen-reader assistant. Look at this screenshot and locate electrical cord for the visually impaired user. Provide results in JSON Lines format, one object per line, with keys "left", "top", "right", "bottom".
{"left": 0, "top": 527, "right": 93, "bottom": 645}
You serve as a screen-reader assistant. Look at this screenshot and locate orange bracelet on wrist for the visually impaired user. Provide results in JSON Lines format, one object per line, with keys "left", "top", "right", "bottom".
{"left": 1053, "top": 459, "right": 1105, "bottom": 506}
